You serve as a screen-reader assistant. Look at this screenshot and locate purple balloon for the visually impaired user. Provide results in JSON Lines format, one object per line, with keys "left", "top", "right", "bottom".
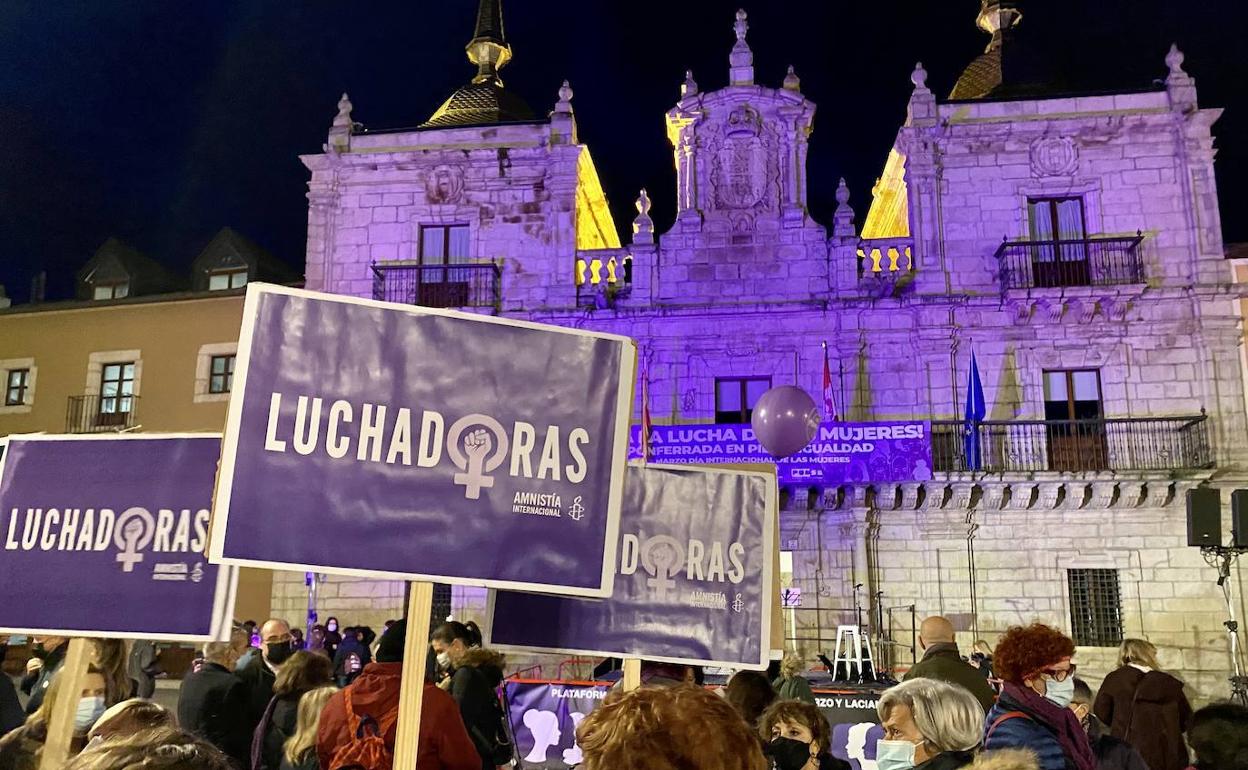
{"left": 751, "top": 385, "right": 821, "bottom": 459}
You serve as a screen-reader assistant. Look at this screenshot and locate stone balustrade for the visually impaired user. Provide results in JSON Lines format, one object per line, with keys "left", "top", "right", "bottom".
{"left": 858, "top": 237, "right": 914, "bottom": 276}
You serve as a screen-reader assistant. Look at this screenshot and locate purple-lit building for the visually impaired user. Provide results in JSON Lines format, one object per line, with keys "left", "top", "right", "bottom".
{"left": 285, "top": 0, "right": 1247, "bottom": 700}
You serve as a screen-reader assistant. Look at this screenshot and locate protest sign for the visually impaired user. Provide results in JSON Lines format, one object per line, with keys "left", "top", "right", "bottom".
{"left": 210, "top": 284, "right": 635, "bottom": 597}
{"left": 489, "top": 463, "right": 776, "bottom": 669}
{"left": 628, "top": 421, "right": 933, "bottom": 484}
{"left": 0, "top": 434, "right": 236, "bottom": 641}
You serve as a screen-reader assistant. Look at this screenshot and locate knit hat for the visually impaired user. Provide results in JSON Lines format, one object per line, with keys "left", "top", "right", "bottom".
{"left": 376, "top": 619, "right": 407, "bottom": 663}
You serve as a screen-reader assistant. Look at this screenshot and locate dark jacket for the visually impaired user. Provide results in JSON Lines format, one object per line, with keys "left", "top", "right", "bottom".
{"left": 332, "top": 638, "right": 371, "bottom": 687}
{"left": 773, "top": 674, "right": 816, "bottom": 705}
{"left": 1094, "top": 667, "right": 1190, "bottom": 770}
{"left": 178, "top": 661, "right": 252, "bottom": 764}
{"left": 236, "top": 654, "right": 279, "bottom": 738}
{"left": 278, "top": 753, "right": 319, "bottom": 770}
{"left": 448, "top": 648, "right": 508, "bottom": 770}
{"left": 905, "top": 643, "right": 997, "bottom": 713}
{"left": 19, "top": 645, "right": 66, "bottom": 715}
{"left": 984, "top": 694, "right": 1068, "bottom": 770}
{"left": 128, "top": 640, "right": 159, "bottom": 699}
{"left": 0, "top": 678, "right": 22, "bottom": 739}
{"left": 256, "top": 694, "right": 300, "bottom": 770}
{"left": 317, "top": 662, "right": 479, "bottom": 770}
{"left": 916, "top": 750, "right": 977, "bottom": 770}
{"left": 1086, "top": 715, "right": 1149, "bottom": 770}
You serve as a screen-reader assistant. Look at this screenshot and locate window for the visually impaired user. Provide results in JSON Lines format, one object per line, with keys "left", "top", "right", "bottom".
{"left": 98, "top": 362, "right": 135, "bottom": 424}
{"left": 1028, "top": 197, "right": 1089, "bottom": 287}
{"left": 208, "top": 269, "right": 248, "bottom": 291}
{"left": 1043, "top": 369, "right": 1106, "bottom": 470}
{"left": 209, "top": 355, "right": 235, "bottom": 394}
{"left": 715, "top": 377, "right": 771, "bottom": 424}
{"left": 5, "top": 369, "right": 29, "bottom": 406}
{"left": 92, "top": 281, "right": 130, "bottom": 300}
{"left": 1068, "top": 569, "right": 1124, "bottom": 647}
{"left": 419, "top": 225, "right": 471, "bottom": 265}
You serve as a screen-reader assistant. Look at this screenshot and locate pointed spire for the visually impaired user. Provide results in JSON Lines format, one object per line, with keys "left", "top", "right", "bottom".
{"left": 332, "top": 93, "right": 353, "bottom": 127}
{"left": 729, "top": 9, "right": 754, "bottom": 86}
{"left": 633, "top": 188, "right": 655, "bottom": 245}
{"left": 976, "top": 0, "right": 1022, "bottom": 52}
{"left": 783, "top": 65, "right": 801, "bottom": 92}
{"left": 466, "top": 0, "right": 513, "bottom": 86}
{"left": 681, "top": 70, "right": 699, "bottom": 98}
{"left": 554, "top": 80, "right": 574, "bottom": 115}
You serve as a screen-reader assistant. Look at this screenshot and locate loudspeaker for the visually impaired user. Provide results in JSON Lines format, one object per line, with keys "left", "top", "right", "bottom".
{"left": 1232, "top": 489, "right": 1248, "bottom": 548}
{"left": 1187, "top": 488, "right": 1222, "bottom": 547}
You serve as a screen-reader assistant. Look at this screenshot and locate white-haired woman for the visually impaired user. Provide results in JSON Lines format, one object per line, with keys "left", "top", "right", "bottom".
{"left": 877, "top": 678, "right": 987, "bottom": 770}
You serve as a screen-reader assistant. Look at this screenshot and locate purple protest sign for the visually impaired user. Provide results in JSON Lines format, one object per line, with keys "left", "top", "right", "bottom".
{"left": 0, "top": 435, "right": 236, "bottom": 641}
{"left": 489, "top": 463, "right": 775, "bottom": 669}
{"left": 210, "top": 284, "right": 635, "bottom": 597}
{"left": 628, "top": 421, "right": 933, "bottom": 485}
{"left": 504, "top": 680, "right": 610, "bottom": 769}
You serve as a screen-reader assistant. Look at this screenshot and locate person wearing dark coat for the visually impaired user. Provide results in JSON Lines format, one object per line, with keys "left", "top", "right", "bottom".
{"left": 19, "top": 638, "right": 67, "bottom": 716}
{"left": 1070, "top": 679, "right": 1148, "bottom": 770}
{"left": 177, "top": 637, "right": 252, "bottom": 765}
{"left": 1093, "top": 640, "right": 1191, "bottom": 770}
{"left": 431, "top": 621, "right": 510, "bottom": 770}
{"left": 0, "top": 676, "right": 23, "bottom": 739}
{"left": 251, "top": 651, "right": 333, "bottom": 770}
{"left": 322, "top": 617, "right": 342, "bottom": 661}
{"left": 237, "top": 620, "right": 296, "bottom": 739}
{"left": 331, "top": 628, "right": 372, "bottom": 688}
{"left": 904, "top": 617, "right": 997, "bottom": 713}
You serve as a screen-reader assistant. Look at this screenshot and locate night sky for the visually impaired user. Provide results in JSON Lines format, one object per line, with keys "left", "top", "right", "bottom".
{"left": 2, "top": 0, "right": 1245, "bottom": 303}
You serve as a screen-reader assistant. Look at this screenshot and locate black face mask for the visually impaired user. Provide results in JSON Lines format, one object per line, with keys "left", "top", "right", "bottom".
{"left": 265, "top": 641, "right": 294, "bottom": 665}
{"left": 767, "top": 737, "right": 814, "bottom": 770}
{"left": 31, "top": 643, "right": 48, "bottom": 660}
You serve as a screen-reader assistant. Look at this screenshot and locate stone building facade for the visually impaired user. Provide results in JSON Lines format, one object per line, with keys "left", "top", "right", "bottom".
{"left": 284, "top": 1, "right": 1248, "bottom": 701}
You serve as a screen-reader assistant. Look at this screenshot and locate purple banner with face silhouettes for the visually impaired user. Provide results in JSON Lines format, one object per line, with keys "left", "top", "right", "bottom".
{"left": 489, "top": 463, "right": 775, "bottom": 669}
{"left": 628, "top": 421, "right": 933, "bottom": 484}
{"left": 209, "top": 285, "right": 635, "bottom": 597}
{"left": 0, "top": 435, "right": 235, "bottom": 641}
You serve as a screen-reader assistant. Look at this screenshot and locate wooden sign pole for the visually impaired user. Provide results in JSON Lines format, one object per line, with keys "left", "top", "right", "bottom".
{"left": 40, "top": 637, "right": 91, "bottom": 770}
{"left": 621, "top": 657, "right": 642, "bottom": 691}
{"left": 392, "top": 582, "right": 433, "bottom": 770}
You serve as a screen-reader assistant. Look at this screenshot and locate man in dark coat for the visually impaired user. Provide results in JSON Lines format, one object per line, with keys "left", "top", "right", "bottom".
{"left": 236, "top": 619, "right": 294, "bottom": 735}
{"left": 903, "top": 617, "right": 996, "bottom": 712}
{"left": 1072, "top": 679, "right": 1149, "bottom": 770}
{"left": 19, "top": 636, "right": 67, "bottom": 715}
{"left": 177, "top": 635, "right": 251, "bottom": 765}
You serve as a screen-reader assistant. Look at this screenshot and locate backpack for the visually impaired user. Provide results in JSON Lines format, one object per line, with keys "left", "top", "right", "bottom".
{"left": 326, "top": 688, "right": 398, "bottom": 770}
{"left": 468, "top": 688, "right": 515, "bottom": 766}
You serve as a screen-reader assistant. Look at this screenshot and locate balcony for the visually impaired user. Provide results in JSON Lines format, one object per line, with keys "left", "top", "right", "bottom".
{"left": 371, "top": 262, "right": 501, "bottom": 311}
{"left": 931, "top": 415, "right": 1210, "bottom": 473}
{"left": 575, "top": 250, "right": 632, "bottom": 308}
{"left": 67, "top": 394, "right": 140, "bottom": 434}
{"left": 996, "top": 233, "right": 1144, "bottom": 290}
{"left": 857, "top": 237, "right": 914, "bottom": 277}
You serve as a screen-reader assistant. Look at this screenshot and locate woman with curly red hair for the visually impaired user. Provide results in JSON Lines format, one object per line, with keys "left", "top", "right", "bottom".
{"left": 983, "top": 624, "right": 1096, "bottom": 770}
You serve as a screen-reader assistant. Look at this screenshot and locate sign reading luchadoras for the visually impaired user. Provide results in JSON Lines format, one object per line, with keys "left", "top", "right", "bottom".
{"left": 0, "top": 434, "right": 236, "bottom": 641}
{"left": 489, "top": 463, "right": 776, "bottom": 669}
{"left": 209, "top": 284, "right": 635, "bottom": 598}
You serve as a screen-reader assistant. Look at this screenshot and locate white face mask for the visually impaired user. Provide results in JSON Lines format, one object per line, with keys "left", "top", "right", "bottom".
{"left": 876, "top": 740, "right": 920, "bottom": 770}
{"left": 75, "top": 696, "right": 107, "bottom": 733}
{"left": 1044, "top": 676, "right": 1076, "bottom": 708}
{"left": 437, "top": 651, "right": 451, "bottom": 668}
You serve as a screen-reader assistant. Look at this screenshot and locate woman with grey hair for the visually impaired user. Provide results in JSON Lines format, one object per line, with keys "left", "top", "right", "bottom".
{"left": 877, "top": 678, "right": 987, "bottom": 770}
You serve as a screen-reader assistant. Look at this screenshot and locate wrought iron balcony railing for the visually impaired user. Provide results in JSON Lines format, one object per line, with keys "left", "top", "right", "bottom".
{"left": 931, "top": 414, "right": 1210, "bottom": 473}
{"left": 372, "top": 262, "right": 501, "bottom": 311}
{"left": 67, "top": 394, "right": 140, "bottom": 434}
{"left": 996, "top": 233, "right": 1145, "bottom": 290}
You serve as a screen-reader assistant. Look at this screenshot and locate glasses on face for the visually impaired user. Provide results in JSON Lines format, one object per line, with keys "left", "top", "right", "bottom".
{"left": 1039, "top": 663, "right": 1077, "bottom": 682}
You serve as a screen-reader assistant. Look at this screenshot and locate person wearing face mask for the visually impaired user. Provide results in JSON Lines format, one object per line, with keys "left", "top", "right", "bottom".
{"left": 322, "top": 618, "right": 342, "bottom": 660}
{"left": 430, "top": 621, "right": 511, "bottom": 770}
{"left": 0, "top": 665, "right": 108, "bottom": 769}
{"left": 982, "top": 624, "right": 1096, "bottom": 770}
{"left": 1067, "top": 679, "right": 1147, "bottom": 770}
{"left": 177, "top": 632, "right": 252, "bottom": 766}
{"left": 237, "top": 619, "right": 295, "bottom": 742}
{"left": 758, "top": 699, "right": 851, "bottom": 770}
{"left": 20, "top": 636, "right": 68, "bottom": 716}
{"left": 876, "top": 678, "right": 986, "bottom": 770}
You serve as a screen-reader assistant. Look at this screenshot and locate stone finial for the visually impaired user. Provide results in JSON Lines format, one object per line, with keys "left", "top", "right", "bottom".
{"left": 836, "top": 177, "right": 850, "bottom": 206}
{"left": 332, "top": 93, "right": 353, "bottom": 127}
{"left": 833, "top": 177, "right": 856, "bottom": 238}
{"left": 729, "top": 8, "right": 754, "bottom": 86}
{"left": 554, "top": 79, "right": 574, "bottom": 114}
{"left": 911, "top": 62, "right": 929, "bottom": 91}
{"left": 633, "top": 188, "right": 655, "bottom": 245}
{"left": 783, "top": 65, "right": 801, "bottom": 92}
{"left": 681, "top": 69, "right": 699, "bottom": 98}
{"left": 1165, "top": 43, "right": 1186, "bottom": 79}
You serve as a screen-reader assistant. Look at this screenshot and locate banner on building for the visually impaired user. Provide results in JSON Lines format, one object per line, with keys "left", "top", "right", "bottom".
{"left": 210, "top": 284, "right": 636, "bottom": 598}
{"left": 502, "top": 680, "right": 882, "bottom": 770}
{"left": 0, "top": 434, "right": 237, "bottom": 641}
{"left": 628, "top": 421, "right": 933, "bottom": 484}
{"left": 489, "top": 463, "right": 776, "bottom": 669}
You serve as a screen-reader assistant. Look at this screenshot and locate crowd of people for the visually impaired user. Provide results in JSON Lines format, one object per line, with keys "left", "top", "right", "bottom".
{"left": 0, "top": 618, "right": 1245, "bottom": 770}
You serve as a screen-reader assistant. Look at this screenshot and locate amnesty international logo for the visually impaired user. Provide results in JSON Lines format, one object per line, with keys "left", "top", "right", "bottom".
{"left": 446, "top": 414, "right": 510, "bottom": 500}
{"left": 567, "top": 497, "right": 585, "bottom": 521}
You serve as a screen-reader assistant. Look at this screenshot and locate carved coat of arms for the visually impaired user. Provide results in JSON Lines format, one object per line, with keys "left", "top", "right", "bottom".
{"left": 711, "top": 104, "right": 775, "bottom": 210}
